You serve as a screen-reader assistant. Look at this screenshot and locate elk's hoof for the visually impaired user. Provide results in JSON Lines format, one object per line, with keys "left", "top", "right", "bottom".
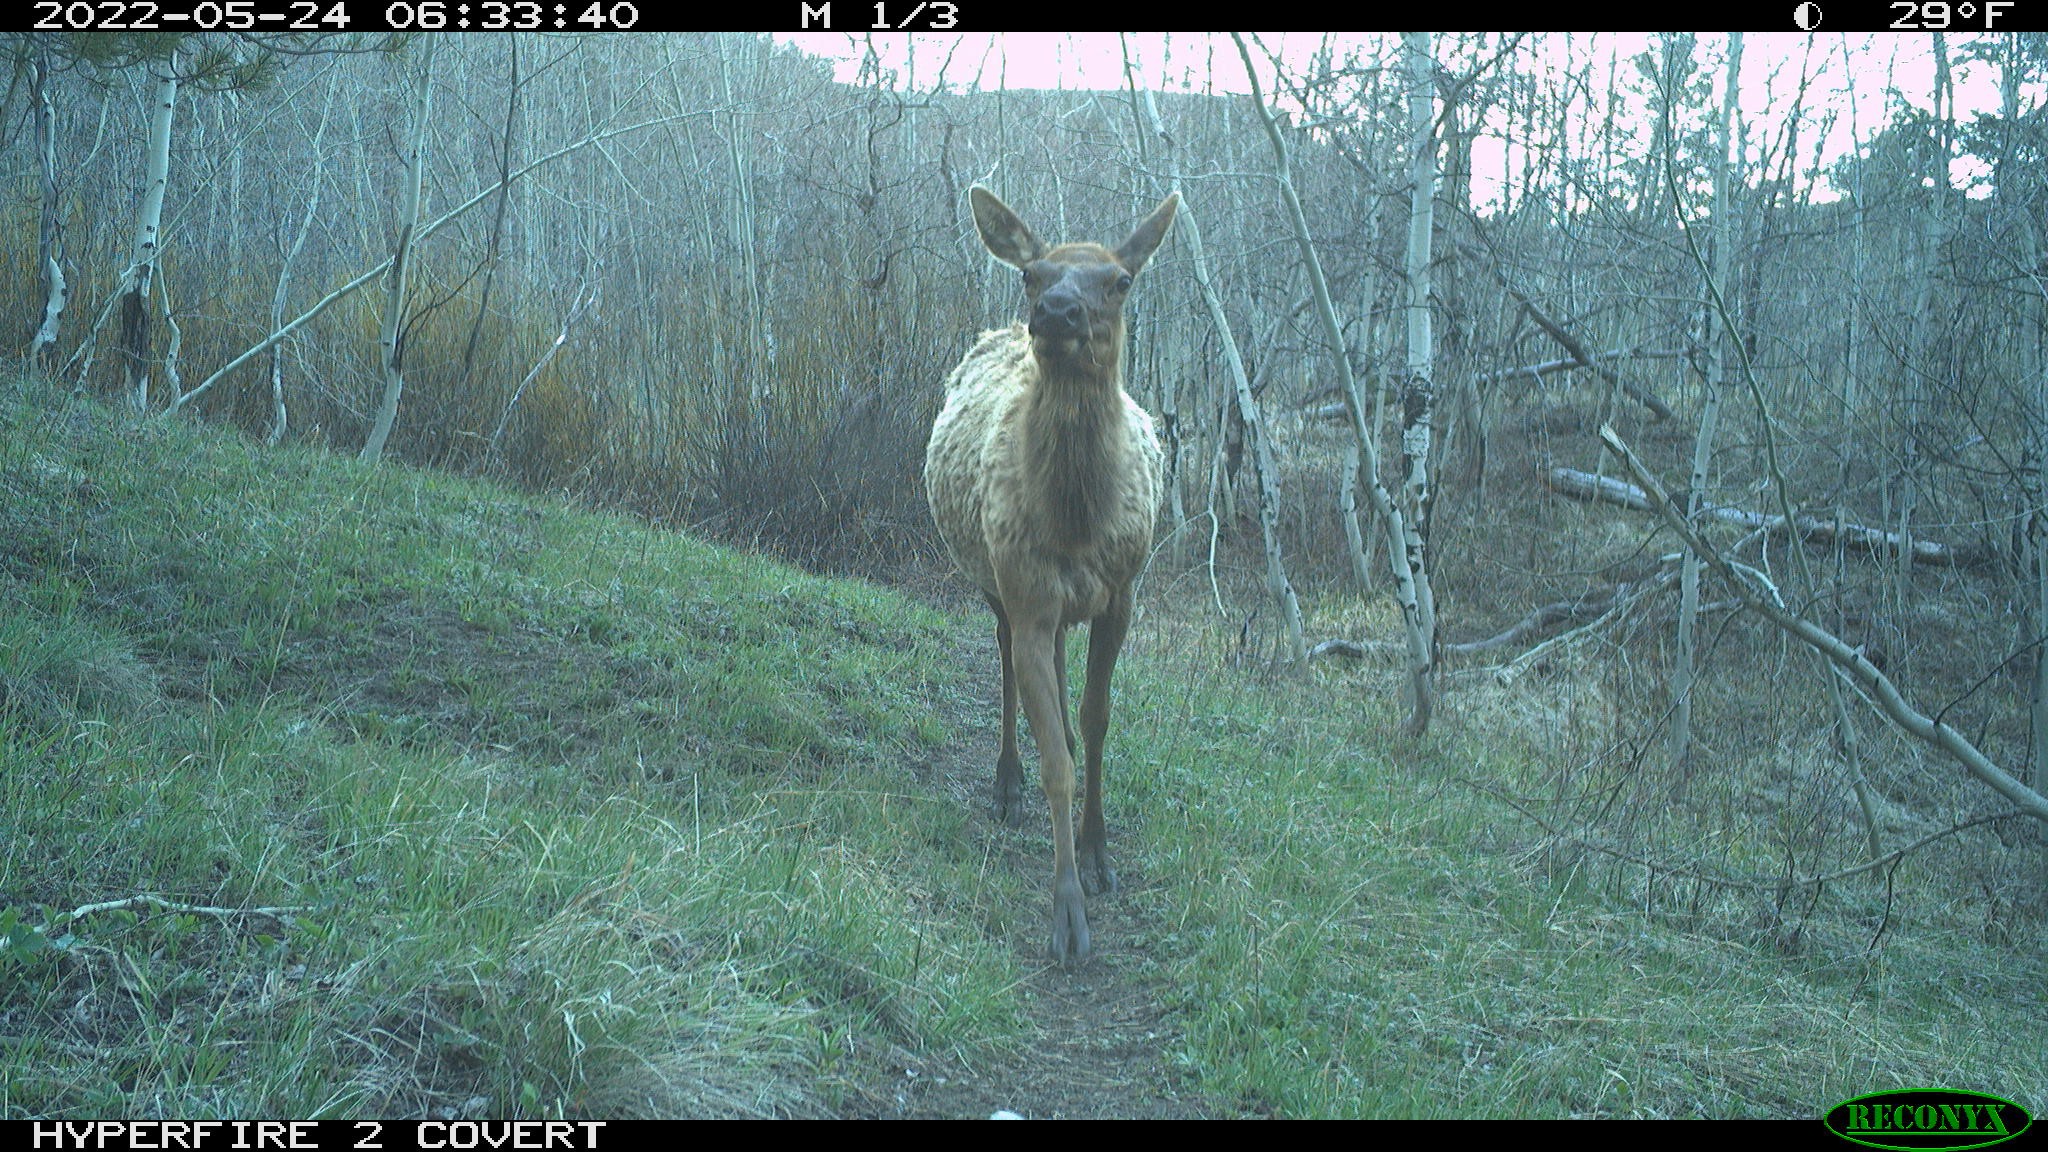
{"left": 992, "top": 757, "right": 1027, "bottom": 826}
{"left": 1050, "top": 878, "right": 1091, "bottom": 964}
{"left": 1079, "top": 845, "right": 1118, "bottom": 897}
{"left": 991, "top": 785, "right": 1028, "bottom": 827}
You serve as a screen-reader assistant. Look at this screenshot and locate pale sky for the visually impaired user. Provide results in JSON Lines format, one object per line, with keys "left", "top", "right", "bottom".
{"left": 775, "top": 33, "right": 2038, "bottom": 204}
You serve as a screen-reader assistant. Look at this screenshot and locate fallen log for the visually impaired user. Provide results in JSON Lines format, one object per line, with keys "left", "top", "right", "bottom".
{"left": 1542, "top": 465, "right": 1652, "bottom": 511}
{"left": 1504, "top": 287, "right": 1674, "bottom": 421}
{"left": 1542, "top": 466, "right": 1983, "bottom": 567}
{"left": 1311, "top": 564, "right": 1691, "bottom": 668}
{"left": 1308, "top": 638, "right": 1400, "bottom": 660}
{"left": 1448, "top": 566, "right": 1676, "bottom": 656}
{"left": 1483, "top": 347, "right": 1690, "bottom": 387}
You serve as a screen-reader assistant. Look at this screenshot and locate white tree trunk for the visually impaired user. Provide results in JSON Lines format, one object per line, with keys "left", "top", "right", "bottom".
{"left": 1121, "top": 44, "right": 1189, "bottom": 568}
{"left": 1897, "top": 34, "right": 1952, "bottom": 624}
{"left": 1398, "top": 32, "right": 1442, "bottom": 725}
{"left": 1140, "top": 54, "right": 1305, "bottom": 662}
{"left": 268, "top": 67, "right": 340, "bottom": 445}
{"left": 491, "top": 273, "right": 599, "bottom": 453}
{"left": 1671, "top": 34, "right": 1741, "bottom": 783}
{"left": 1232, "top": 33, "right": 1431, "bottom": 714}
{"left": 30, "top": 52, "right": 66, "bottom": 370}
{"left": 1185, "top": 199, "right": 1307, "bottom": 664}
{"left": 360, "top": 41, "right": 435, "bottom": 464}
{"left": 1341, "top": 260, "right": 1382, "bottom": 593}
{"left": 1156, "top": 333, "right": 1188, "bottom": 569}
{"left": 116, "top": 65, "right": 178, "bottom": 412}
{"left": 2001, "top": 37, "right": 2048, "bottom": 866}
{"left": 2034, "top": 368, "right": 2048, "bottom": 858}
{"left": 1834, "top": 46, "right": 1886, "bottom": 863}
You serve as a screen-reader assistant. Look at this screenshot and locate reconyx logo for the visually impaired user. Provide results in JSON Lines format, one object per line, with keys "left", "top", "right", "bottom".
{"left": 1826, "top": 1089, "right": 2032, "bottom": 1151}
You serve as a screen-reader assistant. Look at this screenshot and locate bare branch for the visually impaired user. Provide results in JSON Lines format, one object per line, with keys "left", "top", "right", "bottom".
{"left": 162, "top": 109, "right": 720, "bottom": 417}
{"left": 1600, "top": 423, "right": 2048, "bottom": 826}
{"left": 67, "top": 894, "right": 310, "bottom": 926}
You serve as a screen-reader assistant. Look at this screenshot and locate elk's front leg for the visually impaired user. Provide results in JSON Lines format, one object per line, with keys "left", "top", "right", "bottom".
{"left": 1012, "top": 610, "right": 1089, "bottom": 963}
{"left": 1077, "top": 591, "right": 1130, "bottom": 897}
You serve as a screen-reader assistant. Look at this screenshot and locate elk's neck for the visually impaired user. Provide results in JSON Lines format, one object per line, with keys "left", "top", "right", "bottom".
{"left": 1024, "top": 350, "right": 1128, "bottom": 549}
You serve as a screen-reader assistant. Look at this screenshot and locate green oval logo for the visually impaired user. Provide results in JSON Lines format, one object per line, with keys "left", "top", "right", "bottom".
{"left": 1826, "top": 1089, "right": 2033, "bottom": 1151}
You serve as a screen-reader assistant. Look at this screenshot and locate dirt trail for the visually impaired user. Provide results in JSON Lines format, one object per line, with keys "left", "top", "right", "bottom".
{"left": 846, "top": 630, "right": 1215, "bottom": 1120}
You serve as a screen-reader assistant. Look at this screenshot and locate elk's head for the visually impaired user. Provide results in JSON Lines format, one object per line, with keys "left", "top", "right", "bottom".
{"left": 969, "top": 187, "right": 1180, "bottom": 372}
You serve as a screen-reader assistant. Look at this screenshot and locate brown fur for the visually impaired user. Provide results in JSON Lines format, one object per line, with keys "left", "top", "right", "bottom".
{"left": 925, "top": 188, "right": 1177, "bottom": 962}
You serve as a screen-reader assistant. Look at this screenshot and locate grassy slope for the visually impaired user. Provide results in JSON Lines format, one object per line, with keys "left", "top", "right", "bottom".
{"left": 2, "top": 374, "right": 2041, "bottom": 1118}
{"left": 0, "top": 378, "right": 1025, "bottom": 1118}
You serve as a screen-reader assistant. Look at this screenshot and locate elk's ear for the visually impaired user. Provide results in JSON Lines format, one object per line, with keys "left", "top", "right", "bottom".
{"left": 1115, "top": 192, "right": 1180, "bottom": 278}
{"left": 970, "top": 186, "right": 1047, "bottom": 269}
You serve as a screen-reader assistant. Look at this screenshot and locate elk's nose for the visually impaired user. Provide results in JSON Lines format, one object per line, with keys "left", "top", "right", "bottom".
{"left": 1030, "top": 286, "right": 1085, "bottom": 338}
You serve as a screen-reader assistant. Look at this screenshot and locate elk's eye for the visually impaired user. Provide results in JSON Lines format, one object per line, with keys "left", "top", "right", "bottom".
{"left": 1116, "top": 273, "right": 1133, "bottom": 292}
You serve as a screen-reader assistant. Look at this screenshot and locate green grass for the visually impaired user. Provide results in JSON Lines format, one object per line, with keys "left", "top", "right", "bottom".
{"left": 1103, "top": 622, "right": 2048, "bottom": 1117}
{"left": 1, "top": 372, "right": 2041, "bottom": 1118}
{"left": 0, "top": 378, "right": 1024, "bottom": 1118}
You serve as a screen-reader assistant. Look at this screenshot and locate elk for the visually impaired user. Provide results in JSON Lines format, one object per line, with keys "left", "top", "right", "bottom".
{"left": 926, "top": 187, "right": 1178, "bottom": 962}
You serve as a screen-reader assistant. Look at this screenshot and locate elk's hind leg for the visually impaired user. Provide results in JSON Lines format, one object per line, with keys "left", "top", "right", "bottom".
{"left": 1053, "top": 622, "right": 1081, "bottom": 765}
{"left": 989, "top": 597, "right": 1027, "bottom": 826}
